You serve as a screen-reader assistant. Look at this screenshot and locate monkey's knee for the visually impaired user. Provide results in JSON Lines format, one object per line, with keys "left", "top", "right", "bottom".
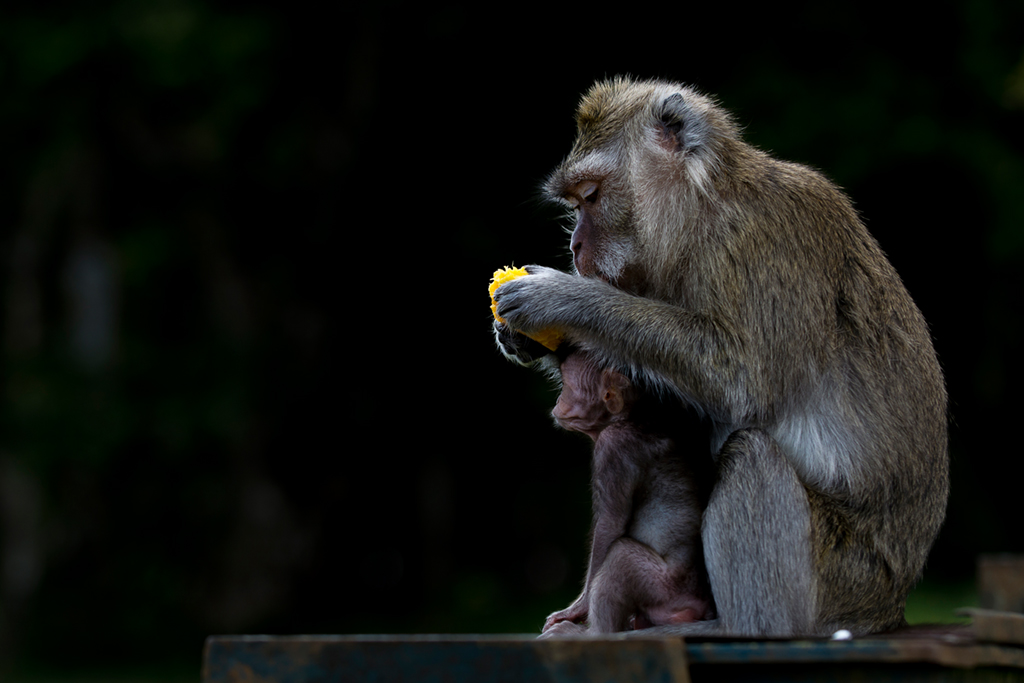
{"left": 708, "top": 428, "right": 810, "bottom": 533}
{"left": 588, "top": 539, "right": 664, "bottom": 633}
{"left": 716, "top": 428, "right": 793, "bottom": 482}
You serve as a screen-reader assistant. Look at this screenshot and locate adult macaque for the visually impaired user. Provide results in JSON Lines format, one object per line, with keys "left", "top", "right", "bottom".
{"left": 493, "top": 77, "right": 948, "bottom": 637}
{"left": 543, "top": 350, "right": 714, "bottom": 636}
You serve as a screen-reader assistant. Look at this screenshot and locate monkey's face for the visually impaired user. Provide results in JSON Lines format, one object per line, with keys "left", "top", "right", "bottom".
{"left": 544, "top": 78, "right": 731, "bottom": 298}
{"left": 553, "top": 354, "right": 612, "bottom": 439}
{"left": 564, "top": 178, "right": 637, "bottom": 285}
{"left": 545, "top": 154, "right": 644, "bottom": 292}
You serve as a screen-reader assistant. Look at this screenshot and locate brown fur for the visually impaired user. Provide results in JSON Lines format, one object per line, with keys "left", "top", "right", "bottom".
{"left": 494, "top": 77, "right": 948, "bottom": 636}
{"left": 543, "top": 351, "right": 714, "bottom": 635}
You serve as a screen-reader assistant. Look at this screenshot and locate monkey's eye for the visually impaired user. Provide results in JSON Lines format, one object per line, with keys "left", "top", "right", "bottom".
{"left": 565, "top": 195, "right": 580, "bottom": 209}
{"left": 579, "top": 180, "right": 599, "bottom": 204}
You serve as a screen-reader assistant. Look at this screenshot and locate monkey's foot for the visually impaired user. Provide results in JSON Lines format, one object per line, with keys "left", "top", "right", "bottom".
{"left": 543, "top": 603, "right": 588, "bottom": 633}
{"left": 538, "top": 620, "right": 588, "bottom": 639}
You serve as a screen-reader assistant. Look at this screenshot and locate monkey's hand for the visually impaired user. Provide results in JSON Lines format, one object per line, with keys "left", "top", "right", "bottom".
{"left": 542, "top": 595, "right": 589, "bottom": 633}
{"left": 492, "top": 265, "right": 593, "bottom": 339}
{"left": 493, "top": 320, "right": 553, "bottom": 367}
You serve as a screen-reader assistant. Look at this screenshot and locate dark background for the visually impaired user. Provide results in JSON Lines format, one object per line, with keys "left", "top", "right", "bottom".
{"left": 1, "top": 1, "right": 1022, "bottom": 679}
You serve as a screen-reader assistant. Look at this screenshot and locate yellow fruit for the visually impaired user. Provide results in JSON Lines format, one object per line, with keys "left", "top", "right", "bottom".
{"left": 489, "top": 266, "right": 563, "bottom": 351}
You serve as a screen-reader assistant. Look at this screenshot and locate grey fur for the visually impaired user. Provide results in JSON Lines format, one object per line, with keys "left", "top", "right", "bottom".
{"left": 493, "top": 77, "right": 949, "bottom": 637}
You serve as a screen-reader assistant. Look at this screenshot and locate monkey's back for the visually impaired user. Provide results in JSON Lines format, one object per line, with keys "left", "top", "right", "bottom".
{"left": 720, "top": 153, "right": 949, "bottom": 632}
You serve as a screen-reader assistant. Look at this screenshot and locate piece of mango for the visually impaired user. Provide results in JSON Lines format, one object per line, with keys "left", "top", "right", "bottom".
{"left": 489, "top": 266, "right": 563, "bottom": 351}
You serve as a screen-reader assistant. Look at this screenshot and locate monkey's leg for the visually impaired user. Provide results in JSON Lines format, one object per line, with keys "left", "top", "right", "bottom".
{"left": 700, "top": 428, "right": 818, "bottom": 636}
{"left": 631, "top": 428, "right": 818, "bottom": 638}
{"left": 588, "top": 538, "right": 710, "bottom": 633}
{"left": 587, "top": 538, "right": 658, "bottom": 633}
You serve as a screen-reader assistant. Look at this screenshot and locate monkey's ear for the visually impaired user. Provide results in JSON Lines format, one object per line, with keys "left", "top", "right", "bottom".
{"left": 604, "top": 390, "right": 625, "bottom": 415}
{"left": 601, "top": 369, "right": 630, "bottom": 414}
{"left": 657, "top": 93, "right": 711, "bottom": 154}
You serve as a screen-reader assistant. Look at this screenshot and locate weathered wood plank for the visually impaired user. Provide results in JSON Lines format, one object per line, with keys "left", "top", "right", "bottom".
{"left": 203, "top": 630, "right": 1024, "bottom": 683}
{"left": 203, "top": 634, "right": 691, "bottom": 683}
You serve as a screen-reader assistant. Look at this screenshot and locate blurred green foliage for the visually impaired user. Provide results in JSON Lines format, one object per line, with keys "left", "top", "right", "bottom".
{"left": 0, "top": 0, "right": 1022, "bottom": 679}
{"left": 905, "top": 578, "right": 979, "bottom": 626}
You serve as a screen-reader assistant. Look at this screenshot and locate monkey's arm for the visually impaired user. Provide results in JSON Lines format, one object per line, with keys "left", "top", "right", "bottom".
{"left": 543, "top": 439, "right": 640, "bottom": 633}
{"left": 587, "top": 443, "right": 641, "bottom": 578}
{"left": 494, "top": 267, "right": 752, "bottom": 420}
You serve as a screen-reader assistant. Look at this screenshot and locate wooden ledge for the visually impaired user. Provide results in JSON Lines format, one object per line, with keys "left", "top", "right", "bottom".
{"left": 203, "top": 621, "right": 1024, "bottom": 683}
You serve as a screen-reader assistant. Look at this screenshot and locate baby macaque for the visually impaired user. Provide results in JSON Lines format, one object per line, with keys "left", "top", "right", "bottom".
{"left": 542, "top": 350, "right": 714, "bottom": 635}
